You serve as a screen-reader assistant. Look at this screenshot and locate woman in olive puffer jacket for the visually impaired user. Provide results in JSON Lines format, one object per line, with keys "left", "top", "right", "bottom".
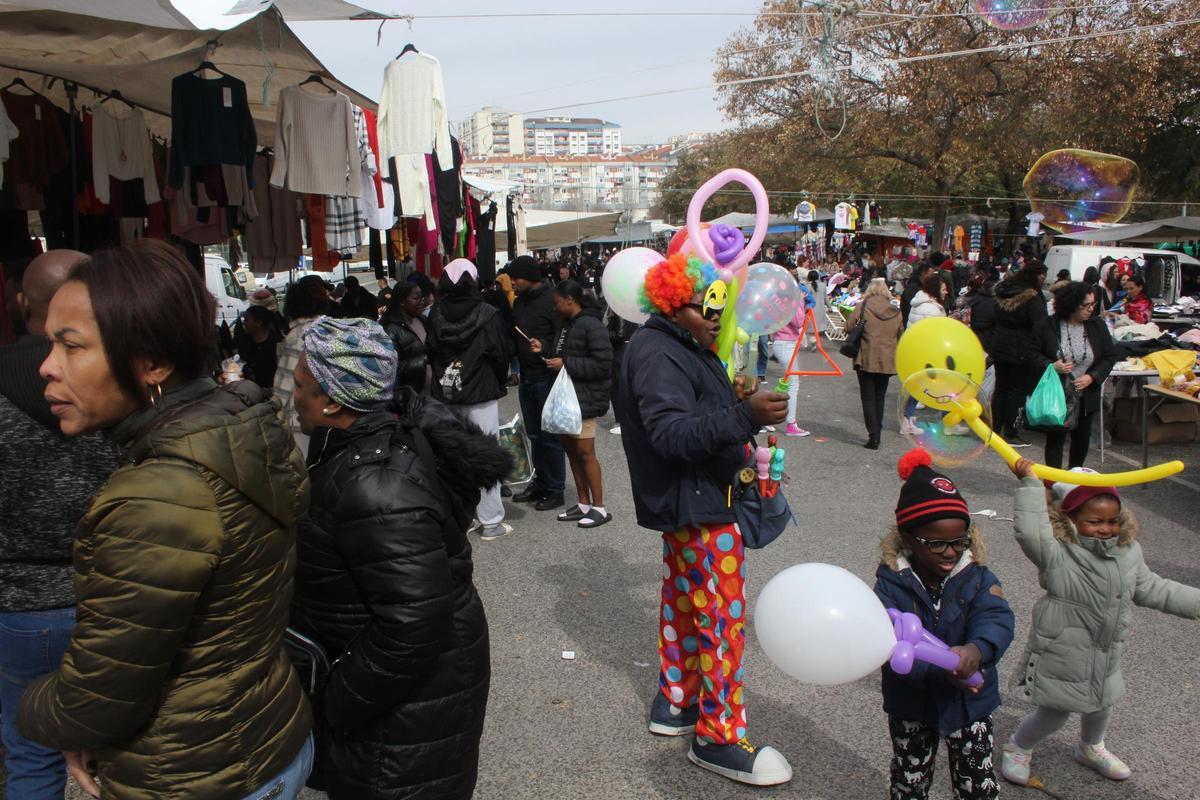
{"left": 18, "top": 241, "right": 313, "bottom": 800}
{"left": 289, "top": 316, "right": 510, "bottom": 799}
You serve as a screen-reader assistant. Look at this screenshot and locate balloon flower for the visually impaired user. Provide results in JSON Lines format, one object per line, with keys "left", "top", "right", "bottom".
{"left": 894, "top": 317, "right": 1184, "bottom": 486}
{"left": 754, "top": 563, "right": 980, "bottom": 686}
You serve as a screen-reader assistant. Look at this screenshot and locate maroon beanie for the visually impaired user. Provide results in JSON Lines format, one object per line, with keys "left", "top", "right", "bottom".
{"left": 895, "top": 448, "right": 971, "bottom": 532}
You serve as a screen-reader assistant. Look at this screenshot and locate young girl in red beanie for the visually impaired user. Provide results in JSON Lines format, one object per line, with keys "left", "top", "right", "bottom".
{"left": 1001, "top": 459, "right": 1200, "bottom": 786}
{"left": 874, "top": 448, "right": 1015, "bottom": 800}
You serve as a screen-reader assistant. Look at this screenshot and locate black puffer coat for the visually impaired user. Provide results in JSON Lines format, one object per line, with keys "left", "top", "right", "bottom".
{"left": 380, "top": 313, "right": 428, "bottom": 395}
{"left": 990, "top": 279, "right": 1048, "bottom": 365}
{"left": 426, "top": 301, "right": 513, "bottom": 406}
{"left": 551, "top": 306, "right": 613, "bottom": 419}
{"left": 291, "top": 392, "right": 511, "bottom": 800}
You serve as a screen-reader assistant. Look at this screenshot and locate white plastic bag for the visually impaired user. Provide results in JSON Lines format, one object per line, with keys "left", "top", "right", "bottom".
{"left": 541, "top": 369, "right": 583, "bottom": 435}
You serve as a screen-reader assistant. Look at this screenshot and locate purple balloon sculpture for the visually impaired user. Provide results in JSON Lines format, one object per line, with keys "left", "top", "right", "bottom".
{"left": 886, "top": 608, "right": 984, "bottom": 689}
{"left": 708, "top": 224, "right": 745, "bottom": 267}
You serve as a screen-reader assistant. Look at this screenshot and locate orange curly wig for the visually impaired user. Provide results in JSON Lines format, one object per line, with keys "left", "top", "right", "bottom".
{"left": 639, "top": 253, "right": 719, "bottom": 315}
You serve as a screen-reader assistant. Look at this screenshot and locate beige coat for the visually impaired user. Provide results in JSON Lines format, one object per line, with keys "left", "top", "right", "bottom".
{"left": 847, "top": 295, "right": 903, "bottom": 374}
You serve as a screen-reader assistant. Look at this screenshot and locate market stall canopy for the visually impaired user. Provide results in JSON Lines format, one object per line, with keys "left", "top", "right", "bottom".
{"left": 0, "top": 0, "right": 382, "bottom": 29}
{"left": 464, "top": 175, "right": 521, "bottom": 196}
{"left": 497, "top": 212, "right": 623, "bottom": 253}
{"left": 708, "top": 210, "right": 834, "bottom": 231}
{"left": 1058, "top": 216, "right": 1200, "bottom": 244}
{"left": 0, "top": 5, "right": 376, "bottom": 139}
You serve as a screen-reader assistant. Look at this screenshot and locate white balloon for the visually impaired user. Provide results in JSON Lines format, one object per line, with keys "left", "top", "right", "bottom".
{"left": 754, "top": 563, "right": 897, "bottom": 685}
{"left": 600, "top": 247, "right": 662, "bottom": 324}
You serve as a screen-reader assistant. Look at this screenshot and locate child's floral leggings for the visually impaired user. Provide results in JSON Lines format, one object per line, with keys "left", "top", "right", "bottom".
{"left": 889, "top": 716, "right": 999, "bottom": 800}
{"left": 658, "top": 523, "right": 746, "bottom": 745}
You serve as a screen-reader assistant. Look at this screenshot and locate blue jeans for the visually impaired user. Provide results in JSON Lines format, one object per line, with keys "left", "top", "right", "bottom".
{"left": 519, "top": 378, "right": 566, "bottom": 494}
{"left": 238, "top": 733, "right": 314, "bottom": 800}
{"left": 0, "top": 607, "right": 75, "bottom": 800}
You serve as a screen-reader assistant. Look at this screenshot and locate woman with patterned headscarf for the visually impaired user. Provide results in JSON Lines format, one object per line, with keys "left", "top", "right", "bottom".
{"left": 288, "top": 317, "right": 510, "bottom": 800}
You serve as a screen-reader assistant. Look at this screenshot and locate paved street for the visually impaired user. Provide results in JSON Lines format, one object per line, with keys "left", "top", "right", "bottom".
{"left": 48, "top": 346, "right": 1200, "bottom": 800}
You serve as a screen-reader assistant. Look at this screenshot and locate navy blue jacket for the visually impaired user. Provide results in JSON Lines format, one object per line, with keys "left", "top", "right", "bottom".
{"left": 874, "top": 558, "right": 1015, "bottom": 736}
{"left": 617, "top": 315, "right": 758, "bottom": 532}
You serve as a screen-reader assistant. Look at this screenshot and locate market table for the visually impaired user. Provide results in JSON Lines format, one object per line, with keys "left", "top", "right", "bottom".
{"left": 1099, "top": 369, "right": 1159, "bottom": 463}
{"left": 1140, "top": 383, "right": 1200, "bottom": 468}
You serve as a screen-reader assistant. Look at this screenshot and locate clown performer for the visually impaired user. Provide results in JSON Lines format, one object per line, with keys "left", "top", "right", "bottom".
{"left": 615, "top": 253, "right": 792, "bottom": 786}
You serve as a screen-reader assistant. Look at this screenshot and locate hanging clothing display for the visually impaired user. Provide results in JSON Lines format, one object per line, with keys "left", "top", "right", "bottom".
{"left": 91, "top": 106, "right": 160, "bottom": 205}
{"left": 953, "top": 225, "right": 966, "bottom": 254}
{"left": 506, "top": 195, "right": 517, "bottom": 260}
{"left": 1026, "top": 211, "right": 1044, "bottom": 237}
{"left": 433, "top": 134, "right": 463, "bottom": 255}
{"left": 1, "top": 89, "right": 67, "bottom": 209}
{"left": 243, "top": 152, "right": 303, "bottom": 272}
{"left": 325, "top": 195, "right": 364, "bottom": 255}
{"left": 270, "top": 85, "right": 360, "bottom": 197}
{"left": 357, "top": 107, "right": 394, "bottom": 231}
{"left": 168, "top": 72, "right": 256, "bottom": 189}
{"left": 378, "top": 51, "right": 451, "bottom": 226}
{"left": 0, "top": 100, "right": 17, "bottom": 189}
{"left": 868, "top": 201, "right": 881, "bottom": 226}
{"left": 834, "top": 201, "right": 853, "bottom": 230}
{"left": 793, "top": 200, "right": 815, "bottom": 223}
{"left": 513, "top": 203, "right": 527, "bottom": 256}
{"left": 473, "top": 196, "right": 497, "bottom": 279}
{"left": 848, "top": 204, "right": 861, "bottom": 231}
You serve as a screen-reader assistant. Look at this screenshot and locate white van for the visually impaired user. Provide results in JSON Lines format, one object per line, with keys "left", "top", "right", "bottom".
{"left": 205, "top": 254, "right": 250, "bottom": 325}
{"left": 1044, "top": 244, "right": 1199, "bottom": 305}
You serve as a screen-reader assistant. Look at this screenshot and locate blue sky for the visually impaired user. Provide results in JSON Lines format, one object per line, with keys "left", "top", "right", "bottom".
{"left": 175, "top": 0, "right": 752, "bottom": 143}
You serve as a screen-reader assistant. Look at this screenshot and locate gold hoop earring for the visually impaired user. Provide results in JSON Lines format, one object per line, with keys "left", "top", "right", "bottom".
{"left": 149, "top": 383, "right": 163, "bottom": 408}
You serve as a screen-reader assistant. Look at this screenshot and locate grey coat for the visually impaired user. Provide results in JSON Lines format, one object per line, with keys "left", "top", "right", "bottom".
{"left": 1011, "top": 477, "right": 1200, "bottom": 712}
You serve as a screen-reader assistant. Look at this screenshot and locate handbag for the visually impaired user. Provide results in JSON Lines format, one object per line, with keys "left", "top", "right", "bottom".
{"left": 497, "top": 414, "right": 533, "bottom": 485}
{"left": 732, "top": 445, "right": 797, "bottom": 549}
{"left": 839, "top": 316, "right": 866, "bottom": 358}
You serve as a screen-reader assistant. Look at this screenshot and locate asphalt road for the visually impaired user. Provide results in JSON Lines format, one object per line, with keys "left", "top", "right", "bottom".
{"left": 48, "top": 345, "right": 1200, "bottom": 800}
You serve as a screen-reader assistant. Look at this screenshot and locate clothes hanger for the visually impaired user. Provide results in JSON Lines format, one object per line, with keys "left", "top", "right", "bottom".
{"left": 2, "top": 76, "right": 41, "bottom": 96}
{"left": 193, "top": 60, "right": 232, "bottom": 79}
{"left": 397, "top": 43, "right": 419, "bottom": 58}
{"left": 299, "top": 73, "right": 335, "bottom": 93}
{"left": 100, "top": 89, "right": 136, "bottom": 110}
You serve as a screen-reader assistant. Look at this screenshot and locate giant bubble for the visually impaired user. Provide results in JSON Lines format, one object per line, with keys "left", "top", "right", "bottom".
{"left": 1023, "top": 149, "right": 1140, "bottom": 231}
{"left": 899, "top": 369, "right": 993, "bottom": 469}
{"left": 973, "top": 0, "right": 1055, "bottom": 30}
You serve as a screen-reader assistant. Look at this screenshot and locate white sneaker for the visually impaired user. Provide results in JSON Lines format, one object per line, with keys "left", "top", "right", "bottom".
{"left": 1074, "top": 741, "right": 1131, "bottom": 781}
{"left": 899, "top": 417, "right": 920, "bottom": 436}
{"left": 759, "top": 425, "right": 776, "bottom": 433}
{"left": 1000, "top": 742, "right": 1032, "bottom": 786}
{"left": 610, "top": 425, "right": 621, "bottom": 435}
{"left": 480, "top": 522, "right": 513, "bottom": 541}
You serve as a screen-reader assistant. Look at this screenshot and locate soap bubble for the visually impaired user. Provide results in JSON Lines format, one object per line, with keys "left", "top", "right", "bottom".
{"left": 898, "top": 369, "right": 992, "bottom": 468}
{"left": 1023, "top": 149, "right": 1140, "bottom": 231}
{"left": 973, "top": 0, "right": 1054, "bottom": 30}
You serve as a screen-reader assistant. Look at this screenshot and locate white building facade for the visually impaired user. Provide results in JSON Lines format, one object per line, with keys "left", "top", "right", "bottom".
{"left": 460, "top": 107, "right": 526, "bottom": 157}
{"left": 463, "top": 147, "right": 677, "bottom": 211}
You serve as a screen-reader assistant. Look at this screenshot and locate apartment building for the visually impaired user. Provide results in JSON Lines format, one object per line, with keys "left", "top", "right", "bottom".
{"left": 463, "top": 146, "right": 677, "bottom": 211}
{"left": 524, "top": 116, "right": 622, "bottom": 157}
{"left": 460, "top": 107, "right": 526, "bottom": 157}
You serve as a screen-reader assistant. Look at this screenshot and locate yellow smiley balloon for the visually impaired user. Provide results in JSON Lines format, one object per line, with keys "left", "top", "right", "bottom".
{"left": 895, "top": 318, "right": 988, "bottom": 411}
{"left": 704, "top": 279, "right": 729, "bottom": 317}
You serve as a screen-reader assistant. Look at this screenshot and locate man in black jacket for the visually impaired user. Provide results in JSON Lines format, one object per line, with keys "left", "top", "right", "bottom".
{"left": 617, "top": 257, "right": 792, "bottom": 787}
{"left": 0, "top": 250, "right": 118, "bottom": 799}
{"left": 508, "top": 256, "right": 566, "bottom": 510}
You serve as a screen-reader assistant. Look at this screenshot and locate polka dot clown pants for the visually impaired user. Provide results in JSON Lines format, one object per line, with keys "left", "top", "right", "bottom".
{"left": 659, "top": 523, "right": 747, "bottom": 745}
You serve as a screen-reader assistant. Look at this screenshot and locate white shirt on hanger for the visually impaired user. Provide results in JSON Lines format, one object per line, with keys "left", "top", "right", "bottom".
{"left": 92, "top": 106, "right": 160, "bottom": 205}
{"left": 834, "top": 202, "right": 852, "bottom": 230}
{"left": 377, "top": 52, "right": 452, "bottom": 227}
{"left": 1025, "top": 211, "right": 1044, "bottom": 237}
{"left": 0, "top": 100, "right": 17, "bottom": 189}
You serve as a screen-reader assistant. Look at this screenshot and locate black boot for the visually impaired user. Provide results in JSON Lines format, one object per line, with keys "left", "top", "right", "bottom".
{"left": 864, "top": 435, "right": 880, "bottom": 450}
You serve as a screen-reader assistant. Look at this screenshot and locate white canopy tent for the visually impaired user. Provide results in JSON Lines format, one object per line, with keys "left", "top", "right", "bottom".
{"left": 0, "top": 3, "right": 377, "bottom": 140}
{"left": 1057, "top": 216, "right": 1200, "bottom": 245}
